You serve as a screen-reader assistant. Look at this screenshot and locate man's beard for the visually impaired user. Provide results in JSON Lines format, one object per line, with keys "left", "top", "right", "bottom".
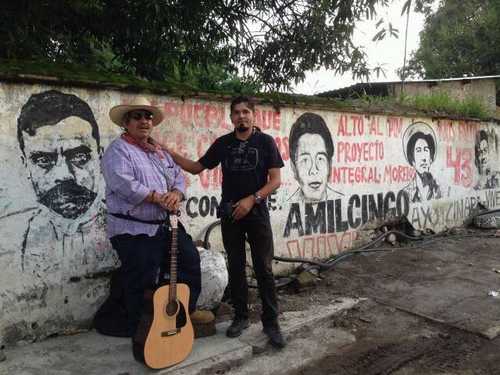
{"left": 38, "top": 180, "right": 97, "bottom": 219}
{"left": 236, "top": 124, "right": 250, "bottom": 133}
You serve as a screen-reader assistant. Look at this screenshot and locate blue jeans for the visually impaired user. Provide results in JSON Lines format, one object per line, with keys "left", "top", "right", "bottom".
{"left": 110, "top": 224, "right": 201, "bottom": 336}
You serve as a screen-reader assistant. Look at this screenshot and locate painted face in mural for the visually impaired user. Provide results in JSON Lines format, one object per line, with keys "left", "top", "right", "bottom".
{"left": 293, "top": 133, "right": 330, "bottom": 201}
{"left": 230, "top": 102, "right": 255, "bottom": 133}
{"left": 22, "top": 117, "right": 100, "bottom": 219}
{"left": 477, "top": 139, "right": 489, "bottom": 175}
{"left": 412, "top": 138, "right": 431, "bottom": 175}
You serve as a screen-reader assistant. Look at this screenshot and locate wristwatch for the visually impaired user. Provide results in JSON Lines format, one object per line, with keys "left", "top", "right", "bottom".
{"left": 253, "top": 193, "right": 263, "bottom": 204}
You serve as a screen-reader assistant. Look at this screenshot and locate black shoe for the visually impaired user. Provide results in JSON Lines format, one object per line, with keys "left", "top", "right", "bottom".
{"left": 226, "top": 318, "right": 249, "bottom": 338}
{"left": 263, "top": 324, "right": 286, "bottom": 349}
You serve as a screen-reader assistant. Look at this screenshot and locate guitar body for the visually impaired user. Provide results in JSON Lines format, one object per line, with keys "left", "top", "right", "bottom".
{"left": 132, "top": 212, "right": 193, "bottom": 369}
{"left": 143, "top": 283, "right": 194, "bottom": 369}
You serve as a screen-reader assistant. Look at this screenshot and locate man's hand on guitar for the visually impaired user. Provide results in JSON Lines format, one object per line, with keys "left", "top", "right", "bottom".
{"left": 232, "top": 195, "right": 255, "bottom": 221}
{"left": 157, "top": 191, "right": 183, "bottom": 212}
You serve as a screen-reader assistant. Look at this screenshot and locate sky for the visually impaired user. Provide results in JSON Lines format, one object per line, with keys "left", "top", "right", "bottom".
{"left": 292, "top": 0, "right": 436, "bottom": 95}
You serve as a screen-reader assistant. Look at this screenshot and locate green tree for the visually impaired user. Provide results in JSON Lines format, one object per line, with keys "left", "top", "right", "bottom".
{"left": 0, "top": 0, "right": 432, "bottom": 90}
{"left": 403, "top": 0, "right": 500, "bottom": 79}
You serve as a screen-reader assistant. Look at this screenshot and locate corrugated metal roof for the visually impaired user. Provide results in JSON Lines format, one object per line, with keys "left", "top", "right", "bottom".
{"left": 319, "top": 75, "right": 500, "bottom": 99}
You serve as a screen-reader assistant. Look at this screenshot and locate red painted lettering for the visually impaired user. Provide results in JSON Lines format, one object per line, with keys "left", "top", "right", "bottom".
{"left": 446, "top": 146, "right": 473, "bottom": 187}
{"left": 336, "top": 141, "right": 384, "bottom": 163}
{"left": 331, "top": 166, "right": 382, "bottom": 185}
{"left": 275, "top": 136, "right": 290, "bottom": 161}
{"left": 285, "top": 232, "right": 355, "bottom": 258}
{"left": 382, "top": 165, "right": 415, "bottom": 183}
{"left": 368, "top": 117, "right": 384, "bottom": 136}
{"left": 273, "top": 112, "right": 280, "bottom": 131}
{"left": 387, "top": 117, "right": 403, "bottom": 138}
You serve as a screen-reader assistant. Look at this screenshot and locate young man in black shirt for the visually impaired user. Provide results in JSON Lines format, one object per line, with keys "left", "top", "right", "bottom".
{"left": 165, "top": 96, "right": 286, "bottom": 348}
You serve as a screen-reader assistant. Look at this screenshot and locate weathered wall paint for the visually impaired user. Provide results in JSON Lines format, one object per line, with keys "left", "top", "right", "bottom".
{"left": 1, "top": 82, "right": 499, "bottom": 346}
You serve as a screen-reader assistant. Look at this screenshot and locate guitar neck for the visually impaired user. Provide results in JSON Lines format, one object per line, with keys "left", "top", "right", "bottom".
{"left": 169, "top": 214, "right": 178, "bottom": 302}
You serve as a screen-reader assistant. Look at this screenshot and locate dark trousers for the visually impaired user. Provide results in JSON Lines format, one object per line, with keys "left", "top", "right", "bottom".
{"left": 221, "top": 208, "right": 279, "bottom": 327}
{"left": 110, "top": 225, "right": 201, "bottom": 336}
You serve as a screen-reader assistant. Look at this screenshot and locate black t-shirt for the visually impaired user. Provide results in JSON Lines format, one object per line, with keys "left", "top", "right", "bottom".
{"left": 198, "top": 129, "right": 284, "bottom": 204}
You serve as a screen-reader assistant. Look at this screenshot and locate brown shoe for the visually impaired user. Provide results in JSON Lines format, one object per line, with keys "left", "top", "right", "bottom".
{"left": 190, "top": 310, "right": 215, "bottom": 324}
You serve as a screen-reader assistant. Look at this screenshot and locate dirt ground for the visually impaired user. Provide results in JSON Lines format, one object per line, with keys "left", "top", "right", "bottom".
{"left": 293, "top": 299, "right": 500, "bottom": 375}
{"left": 218, "top": 228, "right": 500, "bottom": 374}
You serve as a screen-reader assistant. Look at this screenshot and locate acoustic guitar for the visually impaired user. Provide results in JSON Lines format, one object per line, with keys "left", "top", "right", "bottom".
{"left": 133, "top": 213, "right": 194, "bottom": 369}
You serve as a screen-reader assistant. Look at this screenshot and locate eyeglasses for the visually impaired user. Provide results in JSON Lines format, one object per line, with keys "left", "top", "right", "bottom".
{"left": 129, "top": 110, "right": 154, "bottom": 121}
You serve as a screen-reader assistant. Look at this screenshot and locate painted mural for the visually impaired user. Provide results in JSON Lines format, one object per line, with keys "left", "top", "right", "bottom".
{"left": 287, "top": 113, "right": 343, "bottom": 202}
{"left": 0, "top": 88, "right": 118, "bottom": 345}
{"left": 474, "top": 129, "right": 499, "bottom": 190}
{"left": 16, "top": 90, "right": 107, "bottom": 269}
{"left": 0, "top": 82, "right": 499, "bottom": 346}
{"left": 402, "top": 122, "right": 441, "bottom": 202}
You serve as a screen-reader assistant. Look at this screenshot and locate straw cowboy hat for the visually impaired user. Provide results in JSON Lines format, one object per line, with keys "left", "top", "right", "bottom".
{"left": 109, "top": 97, "right": 164, "bottom": 126}
{"left": 402, "top": 121, "right": 437, "bottom": 163}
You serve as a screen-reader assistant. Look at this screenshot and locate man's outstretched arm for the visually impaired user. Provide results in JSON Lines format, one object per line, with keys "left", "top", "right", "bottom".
{"left": 168, "top": 148, "right": 205, "bottom": 175}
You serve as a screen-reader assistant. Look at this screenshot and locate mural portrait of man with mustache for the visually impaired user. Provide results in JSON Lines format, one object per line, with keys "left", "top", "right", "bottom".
{"left": 402, "top": 122, "right": 442, "bottom": 203}
{"left": 16, "top": 90, "right": 112, "bottom": 273}
{"left": 18, "top": 90, "right": 101, "bottom": 219}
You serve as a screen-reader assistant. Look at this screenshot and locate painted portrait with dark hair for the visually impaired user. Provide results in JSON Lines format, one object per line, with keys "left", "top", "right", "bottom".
{"left": 474, "top": 129, "right": 499, "bottom": 190}
{"left": 402, "top": 122, "right": 441, "bottom": 202}
{"left": 0, "top": 89, "right": 118, "bottom": 345}
{"left": 287, "top": 112, "right": 343, "bottom": 202}
{"left": 17, "top": 90, "right": 102, "bottom": 219}
{"left": 13, "top": 90, "right": 111, "bottom": 272}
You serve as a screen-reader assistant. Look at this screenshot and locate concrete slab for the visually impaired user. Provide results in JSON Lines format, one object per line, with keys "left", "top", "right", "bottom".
{"left": 230, "top": 323, "right": 356, "bottom": 375}
{"left": 334, "top": 237, "right": 500, "bottom": 340}
{"left": 159, "top": 321, "right": 251, "bottom": 375}
{"left": 373, "top": 271, "right": 500, "bottom": 339}
{"left": 1, "top": 298, "right": 362, "bottom": 375}
{"left": 238, "top": 297, "right": 362, "bottom": 351}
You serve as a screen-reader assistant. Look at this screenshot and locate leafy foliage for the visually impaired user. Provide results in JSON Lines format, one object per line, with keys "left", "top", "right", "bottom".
{"left": 0, "top": 0, "right": 432, "bottom": 91}
{"left": 372, "top": 0, "right": 434, "bottom": 42}
{"left": 402, "top": 0, "right": 500, "bottom": 79}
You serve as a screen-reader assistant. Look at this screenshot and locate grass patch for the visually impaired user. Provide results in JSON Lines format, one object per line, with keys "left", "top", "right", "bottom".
{"left": 0, "top": 59, "right": 203, "bottom": 94}
{"left": 410, "top": 92, "right": 490, "bottom": 119}
{"left": 347, "top": 92, "right": 491, "bottom": 120}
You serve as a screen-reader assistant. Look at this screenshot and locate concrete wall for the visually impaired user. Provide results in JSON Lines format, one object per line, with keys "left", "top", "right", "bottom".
{"left": 392, "top": 79, "right": 497, "bottom": 113}
{"left": 1, "top": 82, "right": 500, "bottom": 346}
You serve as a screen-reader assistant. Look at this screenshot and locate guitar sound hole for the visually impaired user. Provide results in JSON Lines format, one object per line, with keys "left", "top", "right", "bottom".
{"left": 164, "top": 300, "right": 188, "bottom": 329}
{"left": 166, "top": 301, "right": 178, "bottom": 316}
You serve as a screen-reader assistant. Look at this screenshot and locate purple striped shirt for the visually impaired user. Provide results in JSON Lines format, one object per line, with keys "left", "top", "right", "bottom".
{"left": 101, "top": 137, "right": 186, "bottom": 238}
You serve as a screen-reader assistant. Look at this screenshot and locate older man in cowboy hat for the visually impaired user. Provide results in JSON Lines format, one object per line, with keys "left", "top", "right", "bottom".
{"left": 101, "top": 97, "right": 212, "bottom": 339}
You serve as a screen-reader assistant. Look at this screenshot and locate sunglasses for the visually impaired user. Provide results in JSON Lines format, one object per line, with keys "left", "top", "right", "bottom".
{"left": 129, "top": 110, "right": 154, "bottom": 121}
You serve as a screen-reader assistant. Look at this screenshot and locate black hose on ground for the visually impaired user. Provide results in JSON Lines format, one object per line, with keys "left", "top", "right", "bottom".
{"left": 203, "top": 219, "right": 222, "bottom": 250}
{"left": 202, "top": 214, "right": 500, "bottom": 289}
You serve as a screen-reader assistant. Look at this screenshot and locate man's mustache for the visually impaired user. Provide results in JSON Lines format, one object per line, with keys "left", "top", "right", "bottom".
{"left": 38, "top": 180, "right": 97, "bottom": 219}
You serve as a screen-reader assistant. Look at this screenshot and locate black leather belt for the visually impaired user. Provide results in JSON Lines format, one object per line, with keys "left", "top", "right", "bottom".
{"left": 109, "top": 212, "right": 166, "bottom": 225}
